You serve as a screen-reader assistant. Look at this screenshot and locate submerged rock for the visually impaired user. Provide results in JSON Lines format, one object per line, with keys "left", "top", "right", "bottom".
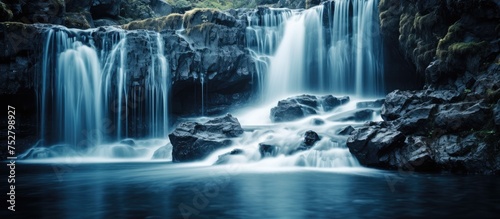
{"left": 169, "top": 114, "right": 244, "bottom": 162}
{"left": 214, "top": 149, "right": 244, "bottom": 165}
{"left": 152, "top": 144, "right": 173, "bottom": 160}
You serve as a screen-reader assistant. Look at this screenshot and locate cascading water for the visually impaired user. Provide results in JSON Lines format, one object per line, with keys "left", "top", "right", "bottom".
{"left": 25, "top": 1, "right": 383, "bottom": 168}
{"left": 228, "top": 0, "right": 385, "bottom": 168}
{"left": 247, "top": 0, "right": 384, "bottom": 100}
{"left": 30, "top": 27, "right": 170, "bottom": 159}
{"left": 246, "top": 8, "right": 293, "bottom": 97}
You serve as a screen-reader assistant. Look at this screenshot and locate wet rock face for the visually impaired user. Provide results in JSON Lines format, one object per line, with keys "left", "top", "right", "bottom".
{"left": 379, "top": 0, "right": 500, "bottom": 89}
{"left": 169, "top": 114, "right": 244, "bottom": 162}
{"left": 270, "top": 95, "right": 350, "bottom": 122}
{"left": 347, "top": 88, "right": 500, "bottom": 174}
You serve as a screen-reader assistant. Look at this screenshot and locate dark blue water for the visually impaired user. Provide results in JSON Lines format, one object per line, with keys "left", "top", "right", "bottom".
{"left": 3, "top": 162, "right": 499, "bottom": 218}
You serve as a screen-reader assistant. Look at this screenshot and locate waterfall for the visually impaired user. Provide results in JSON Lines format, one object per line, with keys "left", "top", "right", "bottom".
{"left": 246, "top": 8, "right": 293, "bottom": 100}
{"left": 38, "top": 27, "right": 170, "bottom": 149}
{"left": 247, "top": 0, "right": 384, "bottom": 100}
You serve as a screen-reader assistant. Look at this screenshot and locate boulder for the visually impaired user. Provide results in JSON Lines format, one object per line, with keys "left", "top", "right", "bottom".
{"left": 290, "top": 130, "right": 321, "bottom": 154}
{"left": 303, "top": 130, "right": 320, "bottom": 146}
{"left": 270, "top": 95, "right": 317, "bottom": 122}
{"left": 321, "top": 95, "right": 350, "bottom": 112}
{"left": 169, "top": 114, "right": 244, "bottom": 162}
{"left": 270, "top": 94, "right": 349, "bottom": 122}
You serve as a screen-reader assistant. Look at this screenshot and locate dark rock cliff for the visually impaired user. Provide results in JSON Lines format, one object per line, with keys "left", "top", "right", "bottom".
{"left": 347, "top": 0, "right": 500, "bottom": 174}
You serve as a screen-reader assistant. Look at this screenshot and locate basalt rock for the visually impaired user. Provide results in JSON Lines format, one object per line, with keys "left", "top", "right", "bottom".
{"left": 270, "top": 94, "right": 350, "bottom": 122}
{"left": 169, "top": 114, "right": 244, "bottom": 162}
{"left": 348, "top": 87, "right": 500, "bottom": 174}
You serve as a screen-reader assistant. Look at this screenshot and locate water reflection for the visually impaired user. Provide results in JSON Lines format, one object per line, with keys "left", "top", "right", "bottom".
{"left": 8, "top": 163, "right": 500, "bottom": 218}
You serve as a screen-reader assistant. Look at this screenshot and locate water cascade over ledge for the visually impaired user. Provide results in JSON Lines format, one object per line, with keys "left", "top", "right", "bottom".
{"left": 23, "top": 1, "right": 384, "bottom": 166}
{"left": 36, "top": 27, "right": 170, "bottom": 155}
{"left": 247, "top": 0, "right": 384, "bottom": 100}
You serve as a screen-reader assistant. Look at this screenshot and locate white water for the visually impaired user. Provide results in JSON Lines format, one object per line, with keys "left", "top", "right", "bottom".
{"left": 247, "top": 0, "right": 384, "bottom": 101}
{"left": 37, "top": 27, "right": 170, "bottom": 153}
{"left": 26, "top": 1, "right": 384, "bottom": 169}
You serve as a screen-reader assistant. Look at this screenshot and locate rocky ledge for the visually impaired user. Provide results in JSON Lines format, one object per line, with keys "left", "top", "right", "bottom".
{"left": 347, "top": 85, "right": 500, "bottom": 174}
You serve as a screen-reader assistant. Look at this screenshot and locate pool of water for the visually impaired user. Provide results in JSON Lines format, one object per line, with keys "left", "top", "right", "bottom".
{"left": 4, "top": 162, "right": 500, "bottom": 218}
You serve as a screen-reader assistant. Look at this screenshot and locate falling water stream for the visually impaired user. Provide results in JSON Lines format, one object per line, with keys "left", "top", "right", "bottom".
{"left": 24, "top": 0, "right": 383, "bottom": 168}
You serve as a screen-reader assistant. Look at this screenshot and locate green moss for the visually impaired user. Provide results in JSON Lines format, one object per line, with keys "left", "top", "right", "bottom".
{"left": 413, "top": 11, "right": 437, "bottom": 31}
{"left": 183, "top": 8, "right": 220, "bottom": 28}
{"left": 436, "top": 22, "right": 465, "bottom": 58}
{"left": 122, "top": 13, "right": 184, "bottom": 31}
{"left": 448, "top": 41, "right": 488, "bottom": 55}
{"left": 63, "top": 13, "right": 92, "bottom": 29}
{"left": 166, "top": 0, "right": 258, "bottom": 10}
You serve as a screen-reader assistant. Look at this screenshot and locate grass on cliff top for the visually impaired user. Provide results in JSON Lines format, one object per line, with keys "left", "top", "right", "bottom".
{"left": 122, "top": 13, "right": 183, "bottom": 31}
{"left": 165, "top": 0, "right": 259, "bottom": 10}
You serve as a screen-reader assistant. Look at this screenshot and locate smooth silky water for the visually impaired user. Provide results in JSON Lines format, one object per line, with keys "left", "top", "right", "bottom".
{"left": 9, "top": 0, "right": 499, "bottom": 218}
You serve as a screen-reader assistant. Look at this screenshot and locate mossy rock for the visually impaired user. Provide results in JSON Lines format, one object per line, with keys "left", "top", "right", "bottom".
{"left": 63, "top": 12, "right": 93, "bottom": 29}
{"left": 436, "top": 22, "right": 465, "bottom": 58}
{"left": 183, "top": 8, "right": 235, "bottom": 29}
{"left": 448, "top": 41, "right": 488, "bottom": 56}
{"left": 413, "top": 11, "right": 437, "bottom": 32}
{"left": 122, "top": 13, "right": 183, "bottom": 31}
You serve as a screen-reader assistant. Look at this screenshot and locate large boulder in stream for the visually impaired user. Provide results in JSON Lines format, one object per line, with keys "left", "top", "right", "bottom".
{"left": 270, "top": 94, "right": 350, "bottom": 122}
{"left": 169, "top": 114, "right": 244, "bottom": 162}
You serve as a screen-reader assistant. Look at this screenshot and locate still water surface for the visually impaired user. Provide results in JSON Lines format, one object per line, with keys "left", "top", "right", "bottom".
{"left": 5, "top": 162, "right": 500, "bottom": 218}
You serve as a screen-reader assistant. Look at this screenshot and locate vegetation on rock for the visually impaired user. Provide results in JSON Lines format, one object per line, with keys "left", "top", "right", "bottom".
{"left": 122, "top": 13, "right": 183, "bottom": 31}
